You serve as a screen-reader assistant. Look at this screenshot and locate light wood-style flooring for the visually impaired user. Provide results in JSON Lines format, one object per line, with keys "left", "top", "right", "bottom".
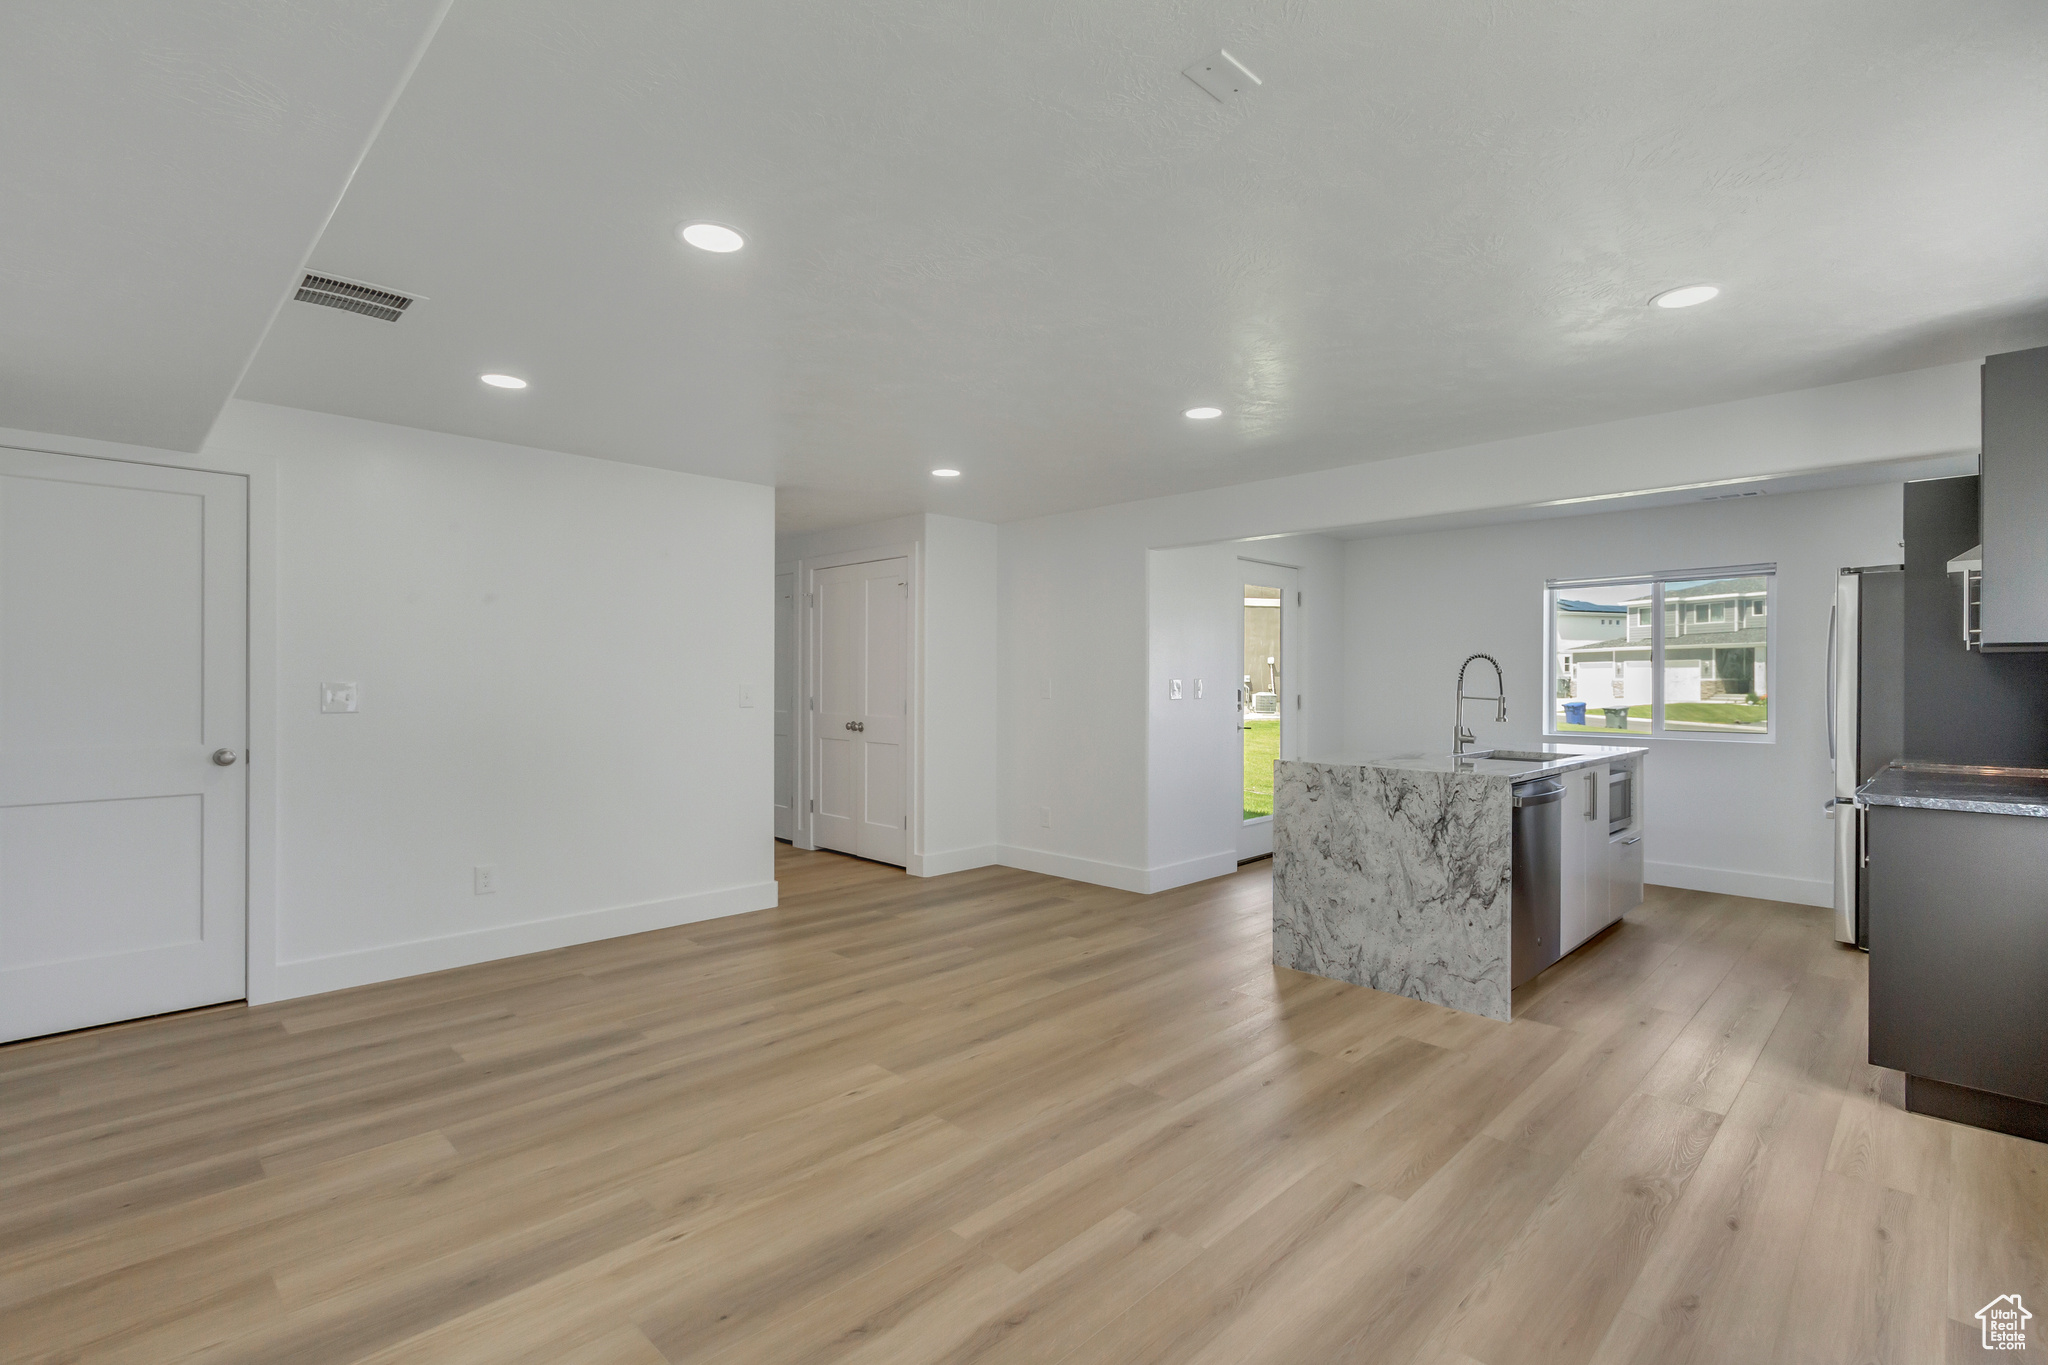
{"left": 2, "top": 845, "right": 2042, "bottom": 1364}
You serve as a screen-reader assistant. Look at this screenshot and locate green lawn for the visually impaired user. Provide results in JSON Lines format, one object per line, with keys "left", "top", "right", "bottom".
{"left": 1554, "top": 700, "right": 1768, "bottom": 734}
{"left": 1243, "top": 718, "right": 1280, "bottom": 819}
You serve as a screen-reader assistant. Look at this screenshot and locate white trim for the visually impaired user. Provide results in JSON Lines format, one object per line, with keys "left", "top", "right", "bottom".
{"left": 908, "top": 845, "right": 1000, "bottom": 877}
{"left": 998, "top": 845, "right": 1152, "bottom": 893}
{"left": 1547, "top": 562, "right": 1779, "bottom": 590}
{"left": 1646, "top": 863, "right": 1831, "bottom": 908}
{"left": 265, "top": 880, "right": 777, "bottom": 1001}
{"left": 1146, "top": 851, "right": 1240, "bottom": 893}
{"left": 772, "top": 561, "right": 799, "bottom": 844}
{"left": 996, "top": 845, "right": 1240, "bottom": 894}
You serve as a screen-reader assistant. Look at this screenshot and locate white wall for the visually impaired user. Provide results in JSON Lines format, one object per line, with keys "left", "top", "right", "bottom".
{"left": 1134, "top": 535, "right": 1347, "bottom": 892}
{"left": 1340, "top": 482, "right": 1900, "bottom": 905}
{"left": 999, "top": 363, "right": 1974, "bottom": 894}
{"left": 776, "top": 512, "right": 999, "bottom": 875}
{"left": 208, "top": 401, "right": 776, "bottom": 998}
{"left": 921, "top": 515, "right": 1000, "bottom": 873}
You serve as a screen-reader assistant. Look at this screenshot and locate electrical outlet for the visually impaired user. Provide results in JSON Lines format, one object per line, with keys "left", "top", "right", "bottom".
{"left": 1169, "top": 679, "right": 1183, "bottom": 700}
{"left": 1195, "top": 679, "right": 1204, "bottom": 699}
{"left": 473, "top": 865, "right": 497, "bottom": 895}
{"left": 321, "top": 681, "right": 358, "bottom": 714}
{"left": 1038, "top": 806, "right": 1051, "bottom": 828}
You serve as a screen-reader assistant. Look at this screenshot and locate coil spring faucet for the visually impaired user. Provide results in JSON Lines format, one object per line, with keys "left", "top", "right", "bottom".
{"left": 1453, "top": 653, "right": 1507, "bottom": 756}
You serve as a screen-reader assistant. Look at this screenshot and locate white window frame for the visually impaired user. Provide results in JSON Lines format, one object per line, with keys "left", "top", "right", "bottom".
{"left": 1544, "top": 563, "right": 1776, "bottom": 744}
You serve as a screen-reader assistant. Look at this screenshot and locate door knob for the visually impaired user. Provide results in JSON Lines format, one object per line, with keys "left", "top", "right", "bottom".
{"left": 844, "top": 720, "right": 864, "bottom": 732}
{"left": 212, "top": 748, "right": 239, "bottom": 766}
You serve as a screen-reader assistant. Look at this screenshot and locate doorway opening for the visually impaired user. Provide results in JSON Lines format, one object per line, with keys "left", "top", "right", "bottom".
{"left": 1236, "top": 564, "right": 1298, "bottom": 862}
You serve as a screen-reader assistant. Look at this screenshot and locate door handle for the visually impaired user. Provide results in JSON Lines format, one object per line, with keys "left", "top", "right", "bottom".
{"left": 1585, "top": 772, "right": 1597, "bottom": 820}
{"left": 1825, "top": 600, "right": 1837, "bottom": 769}
{"left": 212, "top": 748, "right": 239, "bottom": 766}
{"left": 844, "top": 721, "right": 864, "bottom": 732}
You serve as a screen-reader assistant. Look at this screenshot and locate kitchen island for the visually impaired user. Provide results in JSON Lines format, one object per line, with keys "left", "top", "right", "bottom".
{"left": 1272, "top": 744, "right": 1646, "bottom": 1020}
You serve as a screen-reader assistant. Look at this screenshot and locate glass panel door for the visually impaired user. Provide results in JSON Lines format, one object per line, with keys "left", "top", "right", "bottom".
{"left": 1242, "top": 584, "right": 1282, "bottom": 821}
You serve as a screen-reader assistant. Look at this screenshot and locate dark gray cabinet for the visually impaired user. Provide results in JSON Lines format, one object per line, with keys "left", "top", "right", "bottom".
{"left": 1980, "top": 345, "right": 2048, "bottom": 649}
{"left": 1866, "top": 804, "right": 2048, "bottom": 1139}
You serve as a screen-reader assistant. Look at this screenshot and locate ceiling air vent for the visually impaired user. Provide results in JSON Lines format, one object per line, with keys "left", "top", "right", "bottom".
{"left": 294, "top": 273, "right": 417, "bottom": 322}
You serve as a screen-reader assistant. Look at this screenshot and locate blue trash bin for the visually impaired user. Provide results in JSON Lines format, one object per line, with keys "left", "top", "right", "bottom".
{"left": 1563, "top": 702, "right": 1587, "bottom": 726}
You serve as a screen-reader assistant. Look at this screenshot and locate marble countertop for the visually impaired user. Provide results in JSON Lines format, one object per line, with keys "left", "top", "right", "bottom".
{"left": 1290, "top": 742, "right": 1648, "bottom": 784}
{"left": 1856, "top": 763, "right": 2048, "bottom": 817}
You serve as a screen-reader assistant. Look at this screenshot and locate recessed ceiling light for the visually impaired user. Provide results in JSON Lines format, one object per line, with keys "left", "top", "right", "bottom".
{"left": 931, "top": 468, "right": 961, "bottom": 478}
{"left": 480, "top": 373, "right": 527, "bottom": 389}
{"left": 1651, "top": 284, "right": 1720, "bottom": 309}
{"left": 1185, "top": 406, "right": 1223, "bottom": 419}
{"left": 679, "top": 223, "right": 744, "bottom": 253}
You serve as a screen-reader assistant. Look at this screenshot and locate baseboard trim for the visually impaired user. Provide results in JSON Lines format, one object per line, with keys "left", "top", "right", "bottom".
{"left": 997, "top": 845, "right": 1152, "bottom": 894}
{"left": 996, "top": 846, "right": 1242, "bottom": 895}
{"left": 262, "top": 880, "right": 779, "bottom": 1003}
{"left": 1145, "top": 851, "right": 1239, "bottom": 894}
{"left": 1646, "top": 860, "right": 1832, "bottom": 908}
{"left": 908, "top": 846, "right": 1000, "bottom": 878}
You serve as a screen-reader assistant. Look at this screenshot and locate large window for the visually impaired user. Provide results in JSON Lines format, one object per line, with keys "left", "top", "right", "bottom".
{"left": 1546, "top": 565, "right": 1774, "bottom": 741}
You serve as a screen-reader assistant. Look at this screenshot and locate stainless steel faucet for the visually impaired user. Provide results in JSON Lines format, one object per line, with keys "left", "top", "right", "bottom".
{"left": 1453, "top": 653, "right": 1507, "bottom": 755}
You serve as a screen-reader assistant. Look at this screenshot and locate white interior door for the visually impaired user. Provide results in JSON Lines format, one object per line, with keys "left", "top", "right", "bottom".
{"left": 773, "top": 570, "right": 796, "bottom": 841}
{"left": 811, "top": 557, "right": 908, "bottom": 866}
{"left": 0, "top": 449, "right": 247, "bottom": 1042}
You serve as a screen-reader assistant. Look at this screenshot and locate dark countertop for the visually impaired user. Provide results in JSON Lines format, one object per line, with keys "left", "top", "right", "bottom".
{"left": 1856, "top": 762, "right": 2048, "bottom": 817}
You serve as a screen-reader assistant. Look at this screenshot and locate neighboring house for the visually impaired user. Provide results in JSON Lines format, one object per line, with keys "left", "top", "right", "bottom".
{"left": 1560, "top": 578, "right": 1770, "bottom": 702}
{"left": 1555, "top": 599, "right": 1629, "bottom": 643}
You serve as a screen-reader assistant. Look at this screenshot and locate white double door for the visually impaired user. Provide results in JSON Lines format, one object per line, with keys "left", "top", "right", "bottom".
{"left": 811, "top": 557, "right": 908, "bottom": 866}
{"left": 0, "top": 449, "right": 247, "bottom": 1042}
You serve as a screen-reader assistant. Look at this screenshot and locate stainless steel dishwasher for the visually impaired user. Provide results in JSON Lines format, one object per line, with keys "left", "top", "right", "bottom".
{"left": 1510, "top": 776, "right": 1565, "bottom": 989}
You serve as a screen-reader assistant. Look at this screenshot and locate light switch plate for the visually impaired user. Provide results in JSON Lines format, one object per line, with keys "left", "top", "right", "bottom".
{"left": 473, "top": 865, "right": 497, "bottom": 895}
{"left": 321, "top": 681, "right": 358, "bottom": 714}
{"left": 1170, "top": 679, "right": 1183, "bottom": 699}
{"left": 1195, "top": 679, "right": 1204, "bottom": 698}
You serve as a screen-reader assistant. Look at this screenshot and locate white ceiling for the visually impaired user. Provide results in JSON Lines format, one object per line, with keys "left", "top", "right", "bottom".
{"left": 20, "top": 4, "right": 2045, "bottom": 530}
{"left": 0, "top": 1, "right": 451, "bottom": 450}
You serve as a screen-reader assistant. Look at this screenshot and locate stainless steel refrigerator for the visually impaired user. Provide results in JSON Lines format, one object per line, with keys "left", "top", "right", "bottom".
{"left": 1827, "top": 564, "right": 1903, "bottom": 946}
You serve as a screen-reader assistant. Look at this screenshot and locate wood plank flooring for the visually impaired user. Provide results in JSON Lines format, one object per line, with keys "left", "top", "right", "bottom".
{"left": 2, "top": 844, "right": 2042, "bottom": 1364}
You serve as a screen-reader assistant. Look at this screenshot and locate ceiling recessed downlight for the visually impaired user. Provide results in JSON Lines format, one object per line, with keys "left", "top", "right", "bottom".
{"left": 480, "top": 373, "right": 527, "bottom": 389}
{"left": 1185, "top": 406, "right": 1223, "bottom": 419}
{"left": 1651, "top": 284, "right": 1720, "bottom": 309}
{"left": 931, "top": 468, "right": 961, "bottom": 478}
{"left": 679, "top": 223, "right": 744, "bottom": 253}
